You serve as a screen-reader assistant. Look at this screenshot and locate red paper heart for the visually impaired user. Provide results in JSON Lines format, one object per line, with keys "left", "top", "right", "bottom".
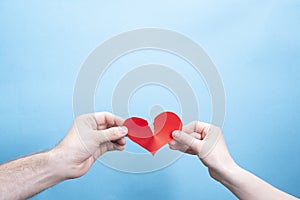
{"left": 124, "top": 111, "right": 182, "bottom": 155}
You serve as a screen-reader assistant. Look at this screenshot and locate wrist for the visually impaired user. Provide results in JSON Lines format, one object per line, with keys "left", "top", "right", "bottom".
{"left": 48, "top": 146, "right": 90, "bottom": 180}
{"left": 47, "top": 148, "right": 71, "bottom": 181}
{"left": 208, "top": 160, "right": 240, "bottom": 183}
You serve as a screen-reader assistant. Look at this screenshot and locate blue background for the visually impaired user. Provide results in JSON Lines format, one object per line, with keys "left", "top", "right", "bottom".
{"left": 1, "top": 0, "right": 299, "bottom": 199}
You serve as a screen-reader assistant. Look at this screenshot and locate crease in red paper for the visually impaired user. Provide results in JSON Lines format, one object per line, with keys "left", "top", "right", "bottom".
{"left": 123, "top": 111, "right": 182, "bottom": 155}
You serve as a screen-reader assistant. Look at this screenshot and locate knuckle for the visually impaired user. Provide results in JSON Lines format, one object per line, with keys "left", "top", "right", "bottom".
{"left": 190, "top": 120, "right": 199, "bottom": 127}
{"left": 74, "top": 115, "right": 84, "bottom": 123}
{"left": 102, "top": 111, "right": 113, "bottom": 117}
{"left": 74, "top": 114, "right": 97, "bottom": 129}
{"left": 74, "top": 113, "right": 90, "bottom": 123}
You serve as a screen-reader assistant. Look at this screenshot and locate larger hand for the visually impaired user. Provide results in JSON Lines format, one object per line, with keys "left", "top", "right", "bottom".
{"left": 50, "top": 112, "right": 128, "bottom": 179}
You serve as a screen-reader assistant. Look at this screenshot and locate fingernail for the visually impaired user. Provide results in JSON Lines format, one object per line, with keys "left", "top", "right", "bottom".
{"left": 120, "top": 126, "right": 128, "bottom": 134}
{"left": 172, "top": 130, "right": 180, "bottom": 138}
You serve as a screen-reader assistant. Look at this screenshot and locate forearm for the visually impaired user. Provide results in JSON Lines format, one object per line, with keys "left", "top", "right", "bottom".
{"left": 218, "top": 165, "right": 298, "bottom": 200}
{"left": 0, "top": 151, "right": 65, "bottom": 200}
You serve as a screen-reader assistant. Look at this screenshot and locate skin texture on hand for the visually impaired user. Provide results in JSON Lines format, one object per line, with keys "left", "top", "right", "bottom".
{"left": 169, "top": 121, "right": 299, "bottom": 200}
{"left": 0, "top": 112, "right": 127, "bottom": 200}
{"left": 169, "top": 121, "right": 237, "bottom": 181}
{"left": 50, "top": 112, "right": 128, "bottom": 179}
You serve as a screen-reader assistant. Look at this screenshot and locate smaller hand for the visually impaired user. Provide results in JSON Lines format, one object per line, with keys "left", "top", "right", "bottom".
{"left": 50, "top": 112, "right": 128, "bottom": 179}
{"left": 169, "top": 121, "right": 237, "bottom": 182}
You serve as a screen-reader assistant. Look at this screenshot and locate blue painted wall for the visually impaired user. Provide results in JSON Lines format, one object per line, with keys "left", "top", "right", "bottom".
{"left": 1, "top": 1, "right": 299, "bottom": 199}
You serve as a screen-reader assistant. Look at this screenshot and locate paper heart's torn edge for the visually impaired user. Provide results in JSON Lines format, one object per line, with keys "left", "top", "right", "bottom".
{"left": 124, "top": 112, "right": 182, "bottom": 155}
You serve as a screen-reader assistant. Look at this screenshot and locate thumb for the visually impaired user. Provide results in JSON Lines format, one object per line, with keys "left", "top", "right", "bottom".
{"left": 99, "top": 126, "right": 128, "bottom": 143}
{"left": 172, "top": 131, "right": 202, "bottom": 153}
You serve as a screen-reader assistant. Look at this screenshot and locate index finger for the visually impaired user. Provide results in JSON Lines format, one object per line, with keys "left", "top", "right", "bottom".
{"left": 94, "top": 112, "right": 125, "bottom": 128}
{"left": 183, "top": 121, "right": 211, "bottom": 134}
